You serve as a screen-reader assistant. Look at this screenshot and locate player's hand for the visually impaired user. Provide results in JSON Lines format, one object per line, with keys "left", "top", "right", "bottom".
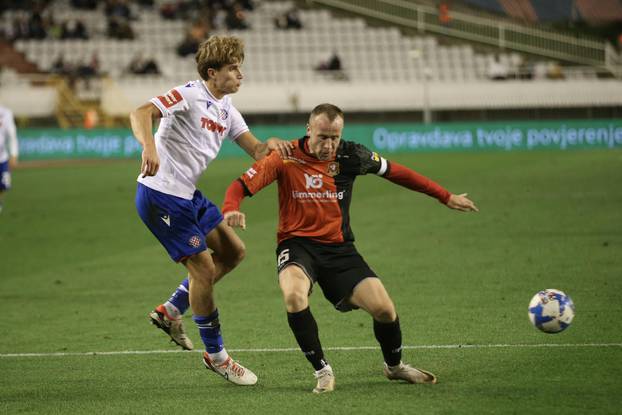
{"left": 8, "top": 156, "right": 18, "bottom": 169}
{"left": 141, "top": 147, "right": 160, "bottom": 177}
{"left": 266, "top": 137, "right": 294, "bottom": 159}
{"left": 224, "top": 211, "right": 246, "bottom": 230}
{"left": 447, "top": 193, "right": 479, "bottom": 212}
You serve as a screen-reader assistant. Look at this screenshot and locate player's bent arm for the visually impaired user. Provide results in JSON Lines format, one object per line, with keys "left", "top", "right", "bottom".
{"left": 130, "top": 102, "right": 162, "bottom": 176}
{"left": 129, "top": 102, "right": 161, "bottom": 147}
{"left": 236, "top": 131, "right": 293, "bottom": 160}
{"left": 222, "top": 179, "right": 252, "bottom": 229}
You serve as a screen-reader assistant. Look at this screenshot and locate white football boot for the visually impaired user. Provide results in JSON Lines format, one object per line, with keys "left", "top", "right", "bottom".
{"left": 148, "top": 305, "right": 194, "bottom": 350}
{"left": 203, "top": 352, "right": 258, "bottom": 386}
{"left": 313, "top": 365, "right": 335, "bottom": 394}
{"left": 384, "top": 362, "right": 437, "bottom": 384}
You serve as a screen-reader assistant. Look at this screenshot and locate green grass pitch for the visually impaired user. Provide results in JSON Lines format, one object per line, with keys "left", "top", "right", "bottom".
{"left": 1, "top": 149, "right": 621, "bottom": 414}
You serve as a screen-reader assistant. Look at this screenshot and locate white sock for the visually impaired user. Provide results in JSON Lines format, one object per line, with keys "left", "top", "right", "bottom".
{"left": 208, "top": 348, "right": 229, "bottom": 365}
{"left": 163, "top": 302, "right": 181, "bottom": 319}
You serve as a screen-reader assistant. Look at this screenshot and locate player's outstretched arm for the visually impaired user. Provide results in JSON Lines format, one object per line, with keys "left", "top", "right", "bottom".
{"left": 446, "top": 193, "right": 479, "bottom": 212}
{"left": 130, "top": 102, "right": 161, "bottom": 177}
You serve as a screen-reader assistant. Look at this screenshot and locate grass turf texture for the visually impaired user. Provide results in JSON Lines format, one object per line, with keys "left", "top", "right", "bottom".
{"left": 1, "top": 150, "right": 621, "bottom": 414}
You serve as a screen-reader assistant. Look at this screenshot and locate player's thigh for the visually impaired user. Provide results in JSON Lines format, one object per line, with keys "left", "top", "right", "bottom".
{"left": 349, "top": 278, "right": 396, "bottom": 322}
{"left": 205, "top": 220, "right": 245, "bottom": 262}
{"left": 278, "top": 265, "right": 312, "bottom": 311}
{"left": 279, "top": 265, "right": 312, "bottom": 295}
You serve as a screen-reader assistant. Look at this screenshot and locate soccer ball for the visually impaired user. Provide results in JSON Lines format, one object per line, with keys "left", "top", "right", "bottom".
{"left": 528, "top": 289, "right": 575, "bottom": 333}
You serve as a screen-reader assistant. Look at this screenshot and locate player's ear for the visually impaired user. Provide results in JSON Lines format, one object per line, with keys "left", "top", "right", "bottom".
{"left": 306, "top": 123, "right": 310, "bottom": 135}
{"left": 207, "top": 68, "right": 216, "bottom": 79}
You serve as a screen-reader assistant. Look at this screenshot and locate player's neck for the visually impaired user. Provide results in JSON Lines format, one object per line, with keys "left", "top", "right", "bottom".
{"left": 203, "top": 80, "right": 225, "bottom": 100}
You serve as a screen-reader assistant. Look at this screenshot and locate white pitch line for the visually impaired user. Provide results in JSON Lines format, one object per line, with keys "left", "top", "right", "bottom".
{"left": 1, "top": 343, "right": 621, "bottom": 358}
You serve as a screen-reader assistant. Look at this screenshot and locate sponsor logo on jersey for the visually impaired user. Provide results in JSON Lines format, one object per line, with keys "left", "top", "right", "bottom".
{"left": 327, "top": 162, "right": 339, "bottom": 177}
{"left": 188, "top": 235, "right": 202, "bottom": 248}
{"left": 294, "top": 173, "right": 344, "bottom": 201}
{"left": 200, "top": 117, "right": 226, "bottom": 134}
{"left": 371, "top": 152, "right": 380, "bottom": 162}
{"left": 304, "top": 173, "right": 323, "bottom": 189}
{"left": 157, "top": 89, "right": 183, "bottom": 108}
{"left": 292, "top": 189, "right": 345, "bottom": 201}
{"left": 206, "top": 100, "right": 213, "bottom": 109}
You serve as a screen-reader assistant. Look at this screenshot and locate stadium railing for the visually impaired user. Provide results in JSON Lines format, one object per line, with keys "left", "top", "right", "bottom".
{"left": 307, "top": 0, "right": 622, "bottom": 77}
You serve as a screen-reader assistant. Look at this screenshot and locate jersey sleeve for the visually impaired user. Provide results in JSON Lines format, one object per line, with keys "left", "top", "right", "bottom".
{"left": 150, "top": 86, "right": 190, "bottom": 117}
{"left": 349, "top": 142, "right": 388, "bottom": 176}
{"left": 239, "top": 150, "right": 282, "bottom": 196}
{"left": 226, "top": 105, "right": 250, "bottom": 141}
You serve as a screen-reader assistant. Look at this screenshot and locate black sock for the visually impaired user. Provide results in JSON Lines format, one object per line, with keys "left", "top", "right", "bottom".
{"left": 287, "top": 307, "right": 327, "bottom": 371}
{"left": 373, "top": 316, "right": 402, "bottom": 367}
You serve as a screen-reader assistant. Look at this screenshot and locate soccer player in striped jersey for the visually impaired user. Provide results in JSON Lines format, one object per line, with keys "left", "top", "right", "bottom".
{"left": 0, "top": 105, "right": 19, "bottom": 214}
{"left": 131, "top": 35, "right": 292, "bottom": 386}
{"left": 221, "top": 103, "right": 478, "bottom": 393}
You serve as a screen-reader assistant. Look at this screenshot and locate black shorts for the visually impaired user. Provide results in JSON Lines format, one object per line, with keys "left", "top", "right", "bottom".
{"left": 276, "top": 237, "right": 378, "bottom": 312}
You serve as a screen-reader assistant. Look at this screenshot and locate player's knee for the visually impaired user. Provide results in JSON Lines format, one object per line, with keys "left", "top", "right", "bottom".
{"left": 370, "top": 304, "right": 397, "bottom": 323}
{"left": 233, "top": 242, "right": 246, "bottom": 265}
{"left": 282, "top": 289, "right": 308, "bottom": 311}
{"left": 186, "top": 255, "right": 217, "bottom": 283}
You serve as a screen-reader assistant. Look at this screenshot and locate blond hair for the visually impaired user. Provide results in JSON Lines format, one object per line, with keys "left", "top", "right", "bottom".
{"left": 195, "top": 35, "right": 245, "bottom": 80}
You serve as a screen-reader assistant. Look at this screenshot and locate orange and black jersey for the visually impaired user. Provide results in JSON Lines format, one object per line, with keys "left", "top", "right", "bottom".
{"left": 223, "top": 137, "right": 451, "bottom": 244}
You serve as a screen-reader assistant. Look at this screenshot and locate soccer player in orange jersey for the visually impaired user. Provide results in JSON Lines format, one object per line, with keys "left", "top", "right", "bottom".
{"left": 222, "top": 103, "right": 478, "bottom": 393}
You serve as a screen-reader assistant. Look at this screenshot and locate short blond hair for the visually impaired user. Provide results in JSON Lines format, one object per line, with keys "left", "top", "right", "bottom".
{"left": 195, "top": 35, "right": 245, "bottom": 80}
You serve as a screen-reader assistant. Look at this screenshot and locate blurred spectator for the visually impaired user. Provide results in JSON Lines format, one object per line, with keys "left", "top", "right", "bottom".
{"left": 487, "top": 55, "right": 508, "bottom": 80}
{"left": 237, "top": 0, "right": 255, "bottom": 11}
{"left": 51, "top": 53, "right": 72, "bottom": 75}
{"left": 10, "top": 15, "right": 30, "bottom": 40}
{"left": 61, "top": 18, "right": 88, "bottom": 39}
{"left": 177, "top": 20, "right": 209, "bottom": 57}
{"left": 438, "top": 2, "right": 451, "bottom": 25}
{"left": 28, "top": 11, "right": 47, "bottom": 39}
{"left": 315, "top": 52, "right": 347, "bottom": 81}
{"left": 225, "top": 2, "right": 250, "bottom": 30}
{"left": 107, "top": 15, "right": 134, "bottom": 39}
{"left": 546, "top": 61, "right": 565, "bottom": 80}
{"left": 105, "top": 0, "right": 133, "bottom": 20}
{"left": 46, "top": 13, "right": 62, "bottom": 39}
{"left": 315, "top": 52, "right": 342, "bottom": 71}
{"left": 274, "top": 7, "right": 302, "bottom": 30}
{"left": 137, "top": 0, "right": 154, "bottom": 7}
{"left": 128, "top": 53, "right": 161, "bottom": 75}
{"left": 71, "top": 0, "right": 97, "bottom": 10}
{"left": 77, "top": 52, "right": 100, "bottom": 78}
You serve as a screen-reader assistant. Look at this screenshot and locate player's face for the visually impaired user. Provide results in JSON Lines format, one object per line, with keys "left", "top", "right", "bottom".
{"left": 208, "top": 61, "right": 243, "bottom": 98}
{"left": 306, "top": 114, "right": 343, "bottom": 161}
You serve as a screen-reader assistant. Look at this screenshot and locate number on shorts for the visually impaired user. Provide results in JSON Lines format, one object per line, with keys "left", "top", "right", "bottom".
{"left": 277, "top": 249, "right": 290, "bottom": 267}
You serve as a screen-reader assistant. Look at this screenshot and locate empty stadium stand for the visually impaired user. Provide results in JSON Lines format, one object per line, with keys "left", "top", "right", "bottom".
{"left": 1, "top": 0, "right": 621, "bottom": 121}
